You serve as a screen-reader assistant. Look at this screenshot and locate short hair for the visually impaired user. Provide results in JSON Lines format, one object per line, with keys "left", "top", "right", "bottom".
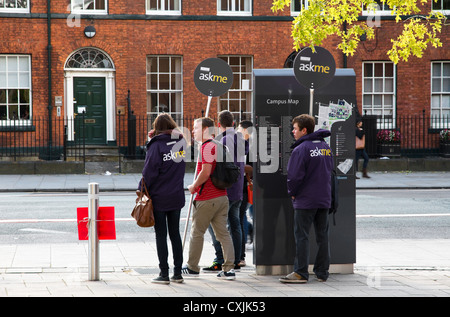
{"left": 292, "top": 114, "right": 315, "bottom": 134}
{"left": 195, "top": 117, "right": 215, "bottom": 130}
{"left": 218, "top": 110, "right": 234, "bottom": 128}
{"left": 153, "top": 113, "right": 178, "bottom": 135}
{"left": 239, "top": 120, "right": 253, "bottom": 130}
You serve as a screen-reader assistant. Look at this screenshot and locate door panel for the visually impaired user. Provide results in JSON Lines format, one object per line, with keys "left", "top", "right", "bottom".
{"left": 73, "top": 77, "right": 106, "bottom": 144}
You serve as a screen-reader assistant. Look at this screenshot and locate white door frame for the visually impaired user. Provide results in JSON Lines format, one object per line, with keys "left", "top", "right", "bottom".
{"left": 64, "top": 69, "right": 116, "bottom": 143}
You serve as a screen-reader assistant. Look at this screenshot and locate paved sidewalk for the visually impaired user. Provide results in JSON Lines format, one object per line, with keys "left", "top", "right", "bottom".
{"left": 1, "top": 171, "right": 450, "bottom": 192}
{"left": 0, "top": 171, "right": 449, "bottom": 298}
{"left": 0, "top": 239, "right": 449, "bottom": 297}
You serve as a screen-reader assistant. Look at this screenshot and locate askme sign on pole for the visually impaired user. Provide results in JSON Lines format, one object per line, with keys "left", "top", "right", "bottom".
{"left": 194, "top": 58, "right": 233, "bottom": 97}
{"left": 293, "top": 46, "right": 336, "bottom": 90}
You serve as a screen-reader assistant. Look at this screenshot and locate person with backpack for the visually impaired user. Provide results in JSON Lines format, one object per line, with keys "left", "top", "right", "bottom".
{"left": 279, "top": 114, "right": 334, "bottom": 284}
{"left": 203, "top": 111, "right": 247, "bottom": 273}
{"left": 182, "top": 117, "right": 236, "bottom": 280}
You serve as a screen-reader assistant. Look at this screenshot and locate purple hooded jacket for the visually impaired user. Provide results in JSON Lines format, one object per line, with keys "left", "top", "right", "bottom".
{"left": 141, "top": 130, "right": 186, "bottom": 212}
{"left": 287, "top": 129, "right": 334, "bottom": 210}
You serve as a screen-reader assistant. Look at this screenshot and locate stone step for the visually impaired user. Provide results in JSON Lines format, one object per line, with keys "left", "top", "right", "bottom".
{"left": 65, "top": 146, "right": 123, "bottom": 162}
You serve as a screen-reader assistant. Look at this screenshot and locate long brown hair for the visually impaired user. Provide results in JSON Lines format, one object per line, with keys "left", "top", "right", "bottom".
{"left": 153, "top": 113, "right": 178, "bottom": 135}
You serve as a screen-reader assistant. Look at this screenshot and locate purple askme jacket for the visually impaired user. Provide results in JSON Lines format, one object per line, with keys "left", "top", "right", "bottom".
{"left": 141, "top": 130, "right": 186, "bottom": 212}
{"left": 287, "top": 129, "right": 334, "bottom": 210}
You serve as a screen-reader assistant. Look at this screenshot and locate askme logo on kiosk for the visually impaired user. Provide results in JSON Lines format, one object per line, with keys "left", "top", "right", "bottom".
{"left": 293, "top": 46, "right": 336, "bottom": 89}
{"left": 194, "top": 58, "right": 233, "bottom": 97}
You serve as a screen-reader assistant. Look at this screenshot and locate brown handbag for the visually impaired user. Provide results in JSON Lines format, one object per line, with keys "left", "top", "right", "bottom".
{"left": 356, "top": 135, "right": 365, "bottom": 150}
{"left": 131, "top": 178, "right": 155, "bottom": 227}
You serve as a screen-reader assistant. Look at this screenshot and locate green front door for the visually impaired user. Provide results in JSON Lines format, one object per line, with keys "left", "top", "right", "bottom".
{"left": 73, "top": 77, "right": 107, "bottom": 145}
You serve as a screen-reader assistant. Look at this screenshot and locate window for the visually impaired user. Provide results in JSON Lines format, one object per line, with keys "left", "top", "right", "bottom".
{"left": 146, "top": 0, "right": 181, "bottom": 15}
{"left": 146, "top": 56, "right": 183, "bottom": 122}
{"left": 291, "top": 0, "right": 308, "bottom": 15}
{"left": 0, "top": 55, "right": 31, "bottom": 122}
{"left": 432, "top": 0, "right": 450, "bottom": 15}
{"left": 431, "top": 61, "right": 450, "bottom": 126}
{"left": 218, "top": 56, "right": 253, "bottom": 122}
{"left": 217, "top": 0, "right": 252, "bottom": 16}
{"left": 71, "top": 0, "right": 107, "bottom": 14}
{"left": 65, "top": 47, "right": 114, "bottom": 69}
{"left": 362, "top": 61, "right": 396, "bottom": 128}
{"left": 362, "top": 0, "right": 392, "bottom": 15}
{"left": 0, "top": 0, "right": 29, "bottom": 13}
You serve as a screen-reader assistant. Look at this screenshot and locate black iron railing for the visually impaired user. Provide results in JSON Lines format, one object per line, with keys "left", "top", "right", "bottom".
{"left": 363, "top": 111, "right": 450, "bottom": 157}
{"left": 1, "top": 112, "right": 448, "bottom": 162}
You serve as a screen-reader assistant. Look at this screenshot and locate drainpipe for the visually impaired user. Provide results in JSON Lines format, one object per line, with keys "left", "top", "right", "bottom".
{"left": 47, "top": 0, "right": 53, "bottom": 157}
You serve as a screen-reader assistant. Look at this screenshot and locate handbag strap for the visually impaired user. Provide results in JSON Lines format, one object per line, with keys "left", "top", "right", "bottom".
{"left": 140, "top": 178, "right": 150, "bottom": 198}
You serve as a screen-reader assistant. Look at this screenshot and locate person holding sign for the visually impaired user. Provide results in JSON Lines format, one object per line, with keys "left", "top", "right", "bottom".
{"left": 182, "top": 117, "right": 236, "bottom": 280}
{"left": 280, "top": 114, "right": 333, "bottom": 284}
{"left": 203, "top": 111, "right": 247, "bottom": 272}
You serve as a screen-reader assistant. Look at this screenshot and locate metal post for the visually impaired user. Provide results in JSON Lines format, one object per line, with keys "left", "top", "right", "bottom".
{"left": 309, "top": 88, "right": 314, "bottom": 116}
{"left": 88, "top": 182, "right": 100, "bottom": 281}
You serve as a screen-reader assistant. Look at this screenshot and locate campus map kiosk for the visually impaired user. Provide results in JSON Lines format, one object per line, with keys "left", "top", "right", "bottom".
{"left": 252, "top": 68, "right": 356, "bottom": 275}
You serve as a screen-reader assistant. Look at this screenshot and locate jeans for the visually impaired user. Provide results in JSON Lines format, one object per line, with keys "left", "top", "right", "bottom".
{"left": 153, "top": 209, "right": 183, "bottom": 277}
{"left": 355, "top": 149, "right": 369, "bottom": 170}
{"left": 294, "top": 208, "right": 330, "bottom": 280}
{"left": 208, "top": 199, "right": 242, "bottom": 266}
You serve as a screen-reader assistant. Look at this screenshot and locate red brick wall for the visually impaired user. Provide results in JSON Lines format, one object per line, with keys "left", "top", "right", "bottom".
{"left": 1, "top": 0, "right": 449, "bottom": 122}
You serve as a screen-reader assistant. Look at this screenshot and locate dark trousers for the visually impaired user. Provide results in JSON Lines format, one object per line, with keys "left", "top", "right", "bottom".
{"left": 355, "top": 149, "right": 369, "bottom": 170}
{"left": 294, "top": 208, "right": 330, "bottom": 280}
{"left": 153, "top": 209, "right": 183, "bottom": 276}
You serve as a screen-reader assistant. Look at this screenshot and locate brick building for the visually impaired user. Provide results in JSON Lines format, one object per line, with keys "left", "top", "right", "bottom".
{"left": 0, "top": 0, "right": 449, "bottom": 157}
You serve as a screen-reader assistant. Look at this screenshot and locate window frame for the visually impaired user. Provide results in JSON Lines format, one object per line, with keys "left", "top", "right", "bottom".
{"left": 146, "top": 0, "right": 181, "bottom": 15}
{"left": 217, "top": 55, "right": 253, "bottom": 123}
{"left": 146, "top": 55, "right": 183, "bottom": 122}
{"left": 430, "top": 61, "right": 450, "bottom": 128}
{"left": 71, "top": 0, "right": 108, "bottom": 15}
{"left": 362, "top": 61, "right": 396, "bottom": 129}
{"left": 432, "top": 0, "right": 450, "bottom": 16}
{"left": 362, "top": 0, "right": 392, "bottom": 16}
{"left": 291, "top": 0, "right": 308, "bottom": 16}
{"left": 217, "top": 0, "right": 252, "bottom": 16}
{"left": 0, "top": 55, "right": 32, "bottom": 125}
{"left": 0, "top": 0, "right": 30, "bottom": 13}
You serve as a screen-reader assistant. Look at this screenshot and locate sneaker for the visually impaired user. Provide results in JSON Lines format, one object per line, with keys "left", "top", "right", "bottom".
{"left": 316, "top": 275, "right": 328, "bottom": 282}
{"left": 170, "top": 275, "right": 184, "bottom": 283}
{"left": 238, "top": 260, "right": 246, "bottom": 267}
{"left": 152, "top": 275, "right": 170, "bottom": 285}
{"left": 279, "top": 272, "right": 308, "bottom": 283}
{"left": 233, "top": 264, "right": 241, "bottom": 271}
{"left": 181, "top": 266, "right": 199, "bottom": 277}
{"left": 217, "top": 269, "right": 236, "bottom": 280}
{"left": 202, "top": 262, "right": 222, "bottom": 273}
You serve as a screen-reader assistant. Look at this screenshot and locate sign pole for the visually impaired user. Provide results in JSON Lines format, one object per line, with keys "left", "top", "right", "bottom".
{"left": 309, "top": 88, "right": 314, "bottom": 116}
{"left": 205, "top": 95, "right": 212, "bottom": 117}
{"left": 88, "top": 182, "right": 100, "bottom": 281}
